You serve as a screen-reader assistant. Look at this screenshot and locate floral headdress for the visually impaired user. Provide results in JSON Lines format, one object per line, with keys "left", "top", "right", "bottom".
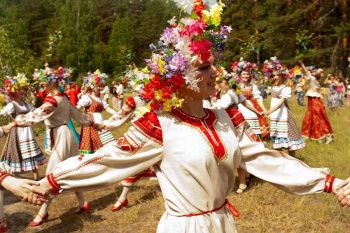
{"left": 82, "top": 69, "right": 108, "bottom": 88}
{"left": 128, "top": 0, "right": 231, "bottom": 111}
{"left": 230, "top": 58, "right": 258, "bottom": 81}
{"left": 3, "top": 73, "right": 29, "bottom": 95}
{"left": 290, "top": 65, "right": 303, "bottom": 78}
{"left": 263, "top": 56, "right": 282, "bottom": 79}
{"left": 33, "top": 66, "right": 72, "bottom": 84}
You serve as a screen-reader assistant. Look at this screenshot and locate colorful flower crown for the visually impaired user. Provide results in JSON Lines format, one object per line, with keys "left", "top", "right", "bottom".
{"left": 128, "top": 0, "right": 230, "bottom": 111}
{"left": 82, "top": 69, "right": 108, "bottom": 88}
{"left": 263, "top": 56, "right": 282, "bottom": 79}
{"left": 3, "top": 73, "right": 29, "bottom": 95}
{"left": 33, "top": 66, "right": 72, "bottom": 84}
{"left": 290, "top": 65, "right": 303, "bottom": 77}
{"left": 230, "top": 58, "right": 258, "bottom": 80}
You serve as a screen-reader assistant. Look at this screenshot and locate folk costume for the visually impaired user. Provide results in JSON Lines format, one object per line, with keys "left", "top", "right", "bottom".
{"left": 78, "top": 71, "right": 117, "bottom": 156}
{"left": 42, "top": 3, "right": 343, "bottom": 233}
{"left": 46, "top": 108, "right": 342, "bottom": 233}
{"left": 231, "top": 59, "right": 269, "bottom": 139}
{"left": 264, "top": 58, "right": 305, "bottom": 151}
{"left": 0, "top": 75, "right": 45, "bottom": 173}
{"left": 15, "top": 66, "right": 92, "bottom": 227}
{"left": 301, "top": 67, "right": 333, "bottom": 141}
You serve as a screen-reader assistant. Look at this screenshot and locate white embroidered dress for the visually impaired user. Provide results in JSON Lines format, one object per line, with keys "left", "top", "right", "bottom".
{"left": 269, "top": 85, "right": 305, "bottom": 150}
{"left": 46, "top": 108, "right": 341, "bottom": 233}
{"left": 238, "top": 83, "right": 263, "bottom": 135}
{"left": 15, "top": 93, "right": 91, "bottom": 174}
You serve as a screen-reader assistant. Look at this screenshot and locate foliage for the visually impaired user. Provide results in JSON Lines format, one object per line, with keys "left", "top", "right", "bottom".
{"left": 0, "top": 0, "right": 349, "bottom": 80}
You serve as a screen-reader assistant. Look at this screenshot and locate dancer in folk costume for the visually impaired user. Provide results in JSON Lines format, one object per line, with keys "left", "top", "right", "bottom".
{"left": 264, "top": 58, "right": 305, "bottom": 156}
{"left": 299, "top": 61, "right": 333, "bottom": 144}
{"left": 0, "top": 95, "right": 47, "bottom": 233}
{"left": 14, "top": 66, "right": 93, "bottom": 227}
{"left": 231, "top": 59, "right": 270, "bottom": 140}
{"left": 107, "top": 96, "right": 157, "bottom": 211}
{"left": 77, "top": 70, "right": 117, "bottom": 157}
{"left": 214, "top": 79, "right": 261, "bottom": 194}
{"left": 0, "top": 74, "right": 45, "bottom": 180}
{"left": 26, "top": 3, "right": 350, "bottom": 232}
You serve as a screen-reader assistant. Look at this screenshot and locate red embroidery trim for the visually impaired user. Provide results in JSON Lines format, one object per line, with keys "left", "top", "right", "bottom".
{"left": 225, "top": 108, "right": 246, "bottom": 128}
{"left": 44, "top": 96, "right": 57, "bottom": 108}
{"left": 123, "top": 168, "right": 156, "bottom": 184}
{"left": 324, "top": 174, "right": 335, "bottom": 193}
{"left": 47, "top": 173, "right": 61, "bottom": 194}
{"left": 0, "top": 172, "right": 11, "bottom": 185}
{"left": 116, "top": 136, "right": 136, "bottom": 151}
{"left": 171, "top": 108, "right": 226, "bottom": 160}
{"left": 132, "top": 111, "right": 162, "bottom": 144}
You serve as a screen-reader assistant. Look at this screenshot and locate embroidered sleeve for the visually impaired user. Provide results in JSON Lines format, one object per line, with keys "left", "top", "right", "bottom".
{"left": 14, "top": 98, "right": 57, "bottom": 125}
{"left": 131, "top": 111, "right": 163, "bottom": 145}
{"left": 0, "top": 103, "right": 15, "bottom": 116}
{"left": 46, "top": 113, "right": 163, "bottom": 193}
{"left": 229, "top": 109, "right": 343, "bottom": 195}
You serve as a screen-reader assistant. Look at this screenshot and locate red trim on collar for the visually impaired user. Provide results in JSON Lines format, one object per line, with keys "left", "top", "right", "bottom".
{"left": 171, "top": 108, "right": 226, "bottom": 160}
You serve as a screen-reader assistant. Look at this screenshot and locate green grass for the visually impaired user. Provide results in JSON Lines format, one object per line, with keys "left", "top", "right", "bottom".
{"left": 3, "top": 96, "right": 350, "bottom": 232}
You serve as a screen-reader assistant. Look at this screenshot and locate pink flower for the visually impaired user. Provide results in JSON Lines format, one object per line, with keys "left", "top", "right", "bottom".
{"left": 179, "top": 19, "right": 207, "bottom": 37}
{"left": 189, "top": 39, "right": 213, "bottom": 62}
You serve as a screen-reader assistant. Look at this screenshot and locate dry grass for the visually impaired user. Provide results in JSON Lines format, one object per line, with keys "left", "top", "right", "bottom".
{"left": 2, "top": 96, "right": 350, "bottom": 233}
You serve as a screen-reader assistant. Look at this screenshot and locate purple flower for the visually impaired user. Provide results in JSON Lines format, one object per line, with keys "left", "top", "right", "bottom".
{"left": 160, "top": 27, "right": 177, "bottom": 45}
{"left": 167, "top": 53, "right": 189, "bottom": 73}
{"left": 149, "top": 43, "right": 157, "bottom": 51}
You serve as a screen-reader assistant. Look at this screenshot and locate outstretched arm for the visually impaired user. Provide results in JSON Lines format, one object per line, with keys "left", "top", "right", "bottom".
{"left": 29, "top": 112, "right": 163, "bottom": 196}
{"left": 227, "top": 109, "right": 344, "bottom": 196}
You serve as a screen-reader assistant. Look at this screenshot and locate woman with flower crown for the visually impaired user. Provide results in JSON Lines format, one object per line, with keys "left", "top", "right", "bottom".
{"left": 0, "top": 74, "right": 45, "bottom": 180}
{"left": 13, "top": 66, "right": 93, "bottom": 227}
{"left": 264, "top": 58, "right": 305, "bottom": 156}
{"left": 77, "top": 70, "right": 118, "bottom": 158}
{"left": 231, "top": 59, "right": 270, "bottom": 140}
{"left": 24, "top": 2, "right": 350, "bottom": 232}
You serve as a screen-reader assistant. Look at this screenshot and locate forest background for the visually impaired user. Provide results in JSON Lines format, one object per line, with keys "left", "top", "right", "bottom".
{"left": 0, "top": 0, "right": 349, "bottom": 83}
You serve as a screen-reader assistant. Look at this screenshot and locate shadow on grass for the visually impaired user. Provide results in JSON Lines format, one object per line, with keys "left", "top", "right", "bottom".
{"left": 35, "top": 209, "right": 105, "bottom": 233}
{"left": 7, "top": 212, "right": 32, "bottom": 232}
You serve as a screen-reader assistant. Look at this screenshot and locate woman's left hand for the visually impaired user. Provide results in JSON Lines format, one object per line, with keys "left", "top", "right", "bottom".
{"left": 335, "top": 177, "right": 350, "bottom": 207}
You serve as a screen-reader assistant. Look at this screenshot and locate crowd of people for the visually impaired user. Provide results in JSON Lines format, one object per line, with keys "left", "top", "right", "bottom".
{"left": 0, "top": 1, "right": 349, "bottom": 233}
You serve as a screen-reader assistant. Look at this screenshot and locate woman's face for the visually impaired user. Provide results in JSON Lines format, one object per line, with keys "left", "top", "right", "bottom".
{"left": 241, "top": 71, "right": 251, "bottom": 83}
{"left": 194, "top": 55, "right": 218, "bottom": 99}
{"left": 178, "top": 55, "right": 217, "bottom": 101}
{"left": 92, "top": 87, "right": 101, "bottom": 96}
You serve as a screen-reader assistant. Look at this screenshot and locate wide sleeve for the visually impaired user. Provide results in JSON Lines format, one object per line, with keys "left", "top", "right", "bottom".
{"left": 76, "top": 95, "right": 91, "bottom": 110}
{"left": 0, "top": 103, "right": 15, "bottom": 116}
{"left": 215, "top": 92, "right": 235, "bottom": 109}
{"left": 14, "top": 96, "right": 57, "bottom": 125}
{"left": 279, "top": 86, "right": 292, "bottom": 99}
{"left": 69, "top": 103, "right": 92, "bottom": 126}
{"left": 226, "top": 108, "right": 343, "bottom": 195}
{"left": 47, "top": 111, "right": 163, "bottom": 193}
{"left": 252, "top": 84, "right": 262, "bottom": 100}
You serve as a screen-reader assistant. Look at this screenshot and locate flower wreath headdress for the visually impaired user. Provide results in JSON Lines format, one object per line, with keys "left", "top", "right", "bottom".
{"left": 3, "top": 73, "right": 29, "bottom": 95}
{"left": 33, "top": 65, "right": 72, "bottom": 84}
{"left": 263, "top": 57, "right": 291, "bottom": 79}
{"left": 230, "top": 57, "right": 258, "bottom": 81}
{"left": 82, "top": 69, "right": 108, "bottom": 88}
{"left": 129, "top": 0, "right": 231, "bottom": 111}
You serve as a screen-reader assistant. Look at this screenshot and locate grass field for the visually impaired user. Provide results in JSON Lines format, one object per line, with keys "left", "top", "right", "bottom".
{"left": 2, "top": 96, "right": 350, "bottom": 233}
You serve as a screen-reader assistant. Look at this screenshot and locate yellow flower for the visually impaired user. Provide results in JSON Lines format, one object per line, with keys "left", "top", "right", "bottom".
{"left": 155, "top": 91, "right": 163, "bottom": 101}
{"left": 163, "top": 99, "right": 172, "bottom": 111}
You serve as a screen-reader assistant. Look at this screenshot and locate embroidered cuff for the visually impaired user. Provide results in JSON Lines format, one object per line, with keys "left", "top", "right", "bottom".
{"left": 324, "top": 174, "right": 335, "bottom": 193}
{"left": 0, "top": 171, "right": 11, "bottom": 186}
{"left": 47, "top": 173, "right": 61, "bottom": 195}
